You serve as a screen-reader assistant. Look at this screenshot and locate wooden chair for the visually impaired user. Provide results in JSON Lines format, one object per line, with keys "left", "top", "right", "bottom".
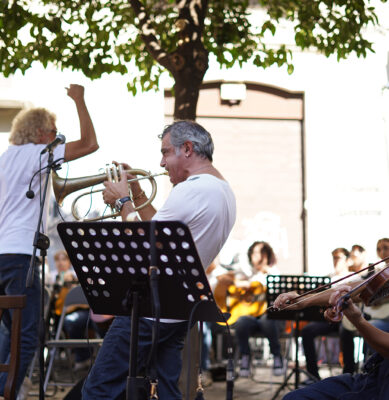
{"left": 0, "top": 295, "right": 26, "bottom": 400}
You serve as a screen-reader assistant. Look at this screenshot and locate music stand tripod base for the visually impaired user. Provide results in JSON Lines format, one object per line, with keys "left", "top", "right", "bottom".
{"left": 266, "top": 274, "right": 331, "bottom": 399}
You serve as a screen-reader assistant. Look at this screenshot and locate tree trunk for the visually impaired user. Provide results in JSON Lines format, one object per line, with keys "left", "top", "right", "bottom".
{"left": 173, "top": 73, "right": 202, "bottom": 121}
{"left": 169, "top": 38, "right": 208, "bottom": 120}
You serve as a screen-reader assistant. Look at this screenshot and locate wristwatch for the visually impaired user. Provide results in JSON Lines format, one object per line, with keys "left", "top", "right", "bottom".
{"left": 114, "top": 196, "right": 132, "bottom": 211}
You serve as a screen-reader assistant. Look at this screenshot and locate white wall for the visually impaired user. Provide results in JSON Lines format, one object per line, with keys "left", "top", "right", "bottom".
{"left": 203, "top": 3, "right": 389, "bottom": 273}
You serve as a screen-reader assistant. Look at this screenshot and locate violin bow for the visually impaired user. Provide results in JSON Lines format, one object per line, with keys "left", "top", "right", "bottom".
{"left": 268, "top": 255, "right": 389, "bottom": 311}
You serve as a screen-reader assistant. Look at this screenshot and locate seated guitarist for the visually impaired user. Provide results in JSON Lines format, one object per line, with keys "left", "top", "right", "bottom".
{"left": 216, "top": 241, "right": 285, "bottom": 377}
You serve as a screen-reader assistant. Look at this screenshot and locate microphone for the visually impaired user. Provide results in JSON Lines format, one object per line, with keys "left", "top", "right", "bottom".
{"left": 40, "top": 134, "right": 66, "bottom": 155}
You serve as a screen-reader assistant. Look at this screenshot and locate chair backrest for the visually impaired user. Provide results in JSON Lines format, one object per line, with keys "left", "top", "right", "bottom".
{"left": 43, "top": 286, "right": 51, "bottom": 317}
{"left": 0, "top": 295, "right": 26, "bottom": 400}
{"left": 54, "top": 286, "right": 89, "bottom": 341}
{"left": 63, "top": 286, "right": 88, "bottom": 309}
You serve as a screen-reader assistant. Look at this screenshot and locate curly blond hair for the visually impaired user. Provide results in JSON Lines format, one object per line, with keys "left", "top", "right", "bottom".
{"left": 9, "top": 108, "right": 56, "bottom": 145}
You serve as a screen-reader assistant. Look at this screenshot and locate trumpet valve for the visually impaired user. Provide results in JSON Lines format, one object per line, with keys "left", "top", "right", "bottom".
{"left": 105, "top": 164, "right": 113, "bottom": 182}
{"left": 105, "top": 164, "right": 121, "bottom": 183}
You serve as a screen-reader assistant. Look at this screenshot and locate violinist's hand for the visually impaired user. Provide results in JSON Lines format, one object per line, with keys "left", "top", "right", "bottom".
{"left": 273, "top": 291, "right": 299, "bottom": 311}
{"left": 328, "top": 285, "right": 363, "bottom": 325}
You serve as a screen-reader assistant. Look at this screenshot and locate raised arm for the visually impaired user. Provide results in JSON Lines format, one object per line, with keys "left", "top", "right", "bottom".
{"left": 63, "top": 84, "right": 99, "bottom": 161}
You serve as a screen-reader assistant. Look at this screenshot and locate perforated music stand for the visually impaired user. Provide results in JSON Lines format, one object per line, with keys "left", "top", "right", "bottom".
{"left": 57, "top": 220, "right": 224, "bottom": 399}
{"left": 266, "top": 275, "right": 331, "bottom": 399}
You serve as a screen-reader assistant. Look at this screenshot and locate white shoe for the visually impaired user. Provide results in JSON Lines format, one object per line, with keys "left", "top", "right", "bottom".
{"left": 239, "top": 354, "right": 250, "bottom": 378}
{"left": 74, "top": 359, "right": 90, "bottom": 371}
{"left": 273, "top": 355, "right": 285, "bottom": 376}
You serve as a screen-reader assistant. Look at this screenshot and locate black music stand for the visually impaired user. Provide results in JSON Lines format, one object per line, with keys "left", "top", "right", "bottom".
{"left": 266, "top": 274, "right": 331, "bottom": 400}
{"left": 57, "top": 220, "right": 225, "bottom": 400}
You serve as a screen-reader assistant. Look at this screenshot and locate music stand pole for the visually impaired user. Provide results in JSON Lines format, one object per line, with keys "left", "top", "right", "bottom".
{"left": 271, "top": 315, "right": 312, "bottom": 400}
{"left": 127, "top": 290, "right": 141, "bottom": 400}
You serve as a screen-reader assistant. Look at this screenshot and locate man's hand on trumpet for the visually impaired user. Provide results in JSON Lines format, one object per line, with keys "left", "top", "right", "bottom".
{"left": 102, "top": 166, "right": 129, "bottom": 206}
{"left": 102, "top": 166, "right": 137, "bottom": 221}
{"left": 111, "top": 160, "right": 143, "bottom": 197}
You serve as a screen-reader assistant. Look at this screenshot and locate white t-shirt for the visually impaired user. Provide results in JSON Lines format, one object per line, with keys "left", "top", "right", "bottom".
{"left": 153, "top": 174, "right": 236, "bottom": 270}
{"left": 152, "top": 174, "right": 236, "bottom": 323}
{"left": 0, "top": 143, "right": 65, "bottom": 255}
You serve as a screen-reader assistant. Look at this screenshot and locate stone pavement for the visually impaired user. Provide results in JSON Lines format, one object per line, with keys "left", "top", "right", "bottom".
{"left": 199, "top": 365, "right": 342, "bottom": 400}
{"left": 28, "top": 363, "right": 342, "bottom": 399}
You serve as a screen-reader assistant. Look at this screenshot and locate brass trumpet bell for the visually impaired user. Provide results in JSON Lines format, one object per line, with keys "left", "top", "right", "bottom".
{"left": 52, "top": 166, "right": 167, "bottom": 221}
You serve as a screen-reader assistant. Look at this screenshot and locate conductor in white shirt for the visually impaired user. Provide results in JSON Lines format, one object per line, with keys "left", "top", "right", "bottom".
{"left": 0, "top": 84, "right": 98, "bottom": 396}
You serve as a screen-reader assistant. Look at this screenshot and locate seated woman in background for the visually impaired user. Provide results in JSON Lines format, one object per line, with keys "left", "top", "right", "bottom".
{"left": 51, "top": 250, "right": 94, "bottom": 371}
{"left": 214, "top": 241, "right": 284, "bottom": 377}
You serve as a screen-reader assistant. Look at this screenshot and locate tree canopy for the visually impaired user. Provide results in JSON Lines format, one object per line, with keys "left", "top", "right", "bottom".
{"left": 0, "top": 0, "right": 385, "bottom": 119}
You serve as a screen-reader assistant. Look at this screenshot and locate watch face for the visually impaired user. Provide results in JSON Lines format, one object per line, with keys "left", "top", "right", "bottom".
{"left": 115, "top": 199, "right": 122, "bottom": 211}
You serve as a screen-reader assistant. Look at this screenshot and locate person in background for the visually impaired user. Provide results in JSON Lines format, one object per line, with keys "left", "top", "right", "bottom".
{"left": 348, "top": 244, "right": 368, "bottom": 273}
{"left": 0, "top": 84, "right": 98, "bottom": 397}
{"left": 232, "top": 241, "right": 284, "bottom": 377}
{"left": 51, "top": 250, "right": 93, "bottom": 371}
{"left": 361, "top": 238, "right": 389, "bottom": 357}
{"left": 274, "top": 280, "right": 389, "bottom": 400}
{"left": 300, "top": 247, "right": 350, "bottom": 383}
{"left": 338, "top": 243, "right": 389, "bottom": 374}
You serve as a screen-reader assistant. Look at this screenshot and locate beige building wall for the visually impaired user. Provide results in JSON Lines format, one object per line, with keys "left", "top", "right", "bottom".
{"left": 165, "top": 82, "right": 305, "bottom": 274}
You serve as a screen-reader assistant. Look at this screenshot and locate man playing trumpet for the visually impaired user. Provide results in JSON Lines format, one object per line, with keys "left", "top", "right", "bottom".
{"left": 82, "top": 120, "right": 236, "bottom": 400}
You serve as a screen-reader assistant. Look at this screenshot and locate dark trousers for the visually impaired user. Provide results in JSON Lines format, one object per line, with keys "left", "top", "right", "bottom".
{"left": 301, "top": 321, "right": 340, "bottom": 379}
{"left": 283, "top": 358, "right": 389, "bottom": 400}
{"left": 339, "top": 325, "right": 357, "bottom": 374}
{"left": 233, "top": 314, "right": 283, "bottom": 357}
{"left": 0, "top": 254, "right": 40, "bottom": 395}
{"left": 82, "top": 316, "right": 188, "bottom": 400}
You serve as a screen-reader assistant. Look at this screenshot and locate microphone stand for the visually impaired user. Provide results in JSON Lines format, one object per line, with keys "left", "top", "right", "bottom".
{"left": 26, "top": 149, "right": 61, "bottom": 400}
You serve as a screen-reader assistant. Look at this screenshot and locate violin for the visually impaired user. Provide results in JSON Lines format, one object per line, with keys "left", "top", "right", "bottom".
{"left": 271, "top": 255, "right": 389, "bottom": 318}
{"left": 324, "top": 264, "right": 389, "bottom": 322}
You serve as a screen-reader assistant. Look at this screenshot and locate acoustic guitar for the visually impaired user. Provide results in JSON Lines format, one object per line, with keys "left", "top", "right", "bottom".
{"left": 216, "top": 281, "right": 267, "bottom": 325}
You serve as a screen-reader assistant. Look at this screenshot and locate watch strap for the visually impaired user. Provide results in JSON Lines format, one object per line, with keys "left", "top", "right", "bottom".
{"left": 116, "top": 196, "right": 132, "bottom": 211}
{"left": 119, "top": 196, "right": 132, "bottom": 205}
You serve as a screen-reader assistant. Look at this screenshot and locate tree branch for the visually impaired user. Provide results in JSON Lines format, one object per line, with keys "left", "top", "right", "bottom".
{"left": 129, "top": 0, "right": 170, "bottom": 69}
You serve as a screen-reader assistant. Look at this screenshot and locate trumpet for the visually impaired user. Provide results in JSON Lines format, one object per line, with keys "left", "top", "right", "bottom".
{"left": 52, "top": 165, "right": 168, "bottom": 221}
